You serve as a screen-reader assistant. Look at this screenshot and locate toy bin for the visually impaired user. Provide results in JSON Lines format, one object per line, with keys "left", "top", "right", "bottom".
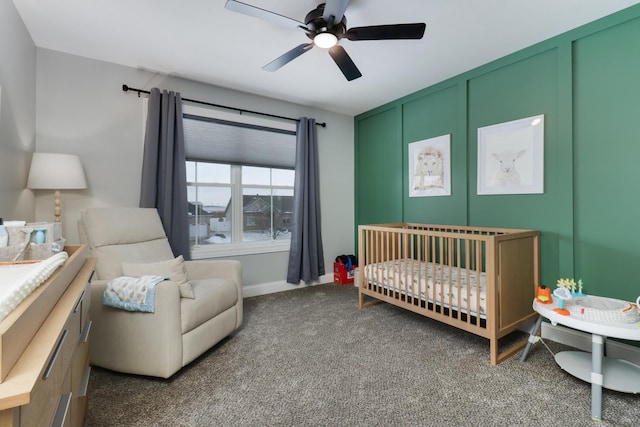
{"left": 334, "top": 262, "right": 356, "bottom": 285}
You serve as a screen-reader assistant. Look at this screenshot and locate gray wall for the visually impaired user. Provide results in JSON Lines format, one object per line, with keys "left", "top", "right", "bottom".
{"left": 34, "top": 49, "right": 355, "bottom": 286}
{"left": 0, "top": 0, "right": 36, "bottom": 221}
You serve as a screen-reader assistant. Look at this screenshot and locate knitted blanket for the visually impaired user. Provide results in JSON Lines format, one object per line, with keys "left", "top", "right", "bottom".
{"left": 103, "top": 275, "right": 166, "bottom": 313}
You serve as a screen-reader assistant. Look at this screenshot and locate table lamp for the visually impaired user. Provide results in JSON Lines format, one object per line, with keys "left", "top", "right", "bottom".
{"left": 27, "top": 152, "right": 88, "bottom": 222}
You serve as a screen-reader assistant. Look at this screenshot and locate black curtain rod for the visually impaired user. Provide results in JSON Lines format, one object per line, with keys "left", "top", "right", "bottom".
{"left": 122, "top": 84, "right": 327, "bottom": 128}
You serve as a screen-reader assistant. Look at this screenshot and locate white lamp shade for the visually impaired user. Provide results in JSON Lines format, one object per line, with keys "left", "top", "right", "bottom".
{"left": 27, "top": 153, "right": 88, "bottom": 190}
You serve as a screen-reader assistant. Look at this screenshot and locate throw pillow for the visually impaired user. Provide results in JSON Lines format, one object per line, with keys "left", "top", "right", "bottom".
{"left": 121, "top": 255, "right": 194, "bottom": 299}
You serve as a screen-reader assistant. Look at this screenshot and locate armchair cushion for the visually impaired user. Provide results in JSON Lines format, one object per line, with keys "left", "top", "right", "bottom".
{"left": 122, "top": 255, "right": 194, "bottom": 299}
{"left": 81, "top": 207, "right": 166, "bottom": 246}
{"left": 92, "top": 240, "right": 174, "bottom": 280}
{"left": 79, "top": 207, "right": 175, "bottom": 280}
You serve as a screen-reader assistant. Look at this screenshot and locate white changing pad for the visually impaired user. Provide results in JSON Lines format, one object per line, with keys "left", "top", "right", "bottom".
{"left": 0, "top": 252, "right": 69, "bottom": 322}
{"left": 364, "top": 258, "right": 487, "bottom": 317}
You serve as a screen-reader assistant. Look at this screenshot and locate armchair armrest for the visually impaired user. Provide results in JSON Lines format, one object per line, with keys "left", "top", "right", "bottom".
{"left": 89, "top": 279, "right": 184, "bottom": 378}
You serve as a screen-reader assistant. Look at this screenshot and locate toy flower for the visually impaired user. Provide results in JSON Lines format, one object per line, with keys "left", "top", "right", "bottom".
{"left": 556, "top": 278, "right": 584, "bottom": 295}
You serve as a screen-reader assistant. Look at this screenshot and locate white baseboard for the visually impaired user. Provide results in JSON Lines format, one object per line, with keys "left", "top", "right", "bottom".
{"left": 242, "top": 273, "right": 334, "bottom": 298}
{"left": 542, "top": 322, "right": 640, "bottom": 365}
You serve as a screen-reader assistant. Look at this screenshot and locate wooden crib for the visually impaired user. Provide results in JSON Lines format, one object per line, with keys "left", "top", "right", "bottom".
{"left": 357, "top": 223, "right": 540, "bottom": 365}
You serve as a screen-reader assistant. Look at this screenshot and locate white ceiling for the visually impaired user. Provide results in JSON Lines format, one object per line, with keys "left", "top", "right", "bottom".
{"left": 12, "top": 0, "right": 640, "bottom": 116}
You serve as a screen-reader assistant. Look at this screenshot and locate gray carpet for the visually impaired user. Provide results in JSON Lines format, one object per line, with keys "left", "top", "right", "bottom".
{"left": 85, "top": 283, "right": 640, "bottom": 426}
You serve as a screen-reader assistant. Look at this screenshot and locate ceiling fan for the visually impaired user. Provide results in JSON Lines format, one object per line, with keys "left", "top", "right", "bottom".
{"left": 224, "top": 0, "right": 426, "bottom": 81}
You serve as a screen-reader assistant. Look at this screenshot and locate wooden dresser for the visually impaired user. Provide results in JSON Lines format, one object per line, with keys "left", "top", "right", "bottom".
{"left": 0, "top": 249, "right": 95, "bottom": 427}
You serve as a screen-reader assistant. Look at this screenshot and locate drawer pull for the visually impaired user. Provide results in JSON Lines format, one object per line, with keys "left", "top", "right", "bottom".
{"left": 80, "top": 320, "right": 92, "bottom": 344}
{"left": 89, "top": 269, "right": 95, "bottom": 282}
{"left": 52, "top": 392, "right": 72, "bottom": 427}
{"left": 43, "top": 329, "right": 67, "bottom": 380}
{"left": 79, "top": 366, "right": 92, "bottom": 397}
{"left": 74, "top": 289, "right": 85, "bottom": 313}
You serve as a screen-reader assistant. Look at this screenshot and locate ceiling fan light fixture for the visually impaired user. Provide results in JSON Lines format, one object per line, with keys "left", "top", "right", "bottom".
{"left": 314, "top": 31, "right": 338, "bottom": 49}
{"left": 224, "top": 0, "right": 426, "bottom": 82}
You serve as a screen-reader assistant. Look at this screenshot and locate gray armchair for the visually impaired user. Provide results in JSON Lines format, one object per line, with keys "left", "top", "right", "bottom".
{"left": 78, "top": 207, "right": 242, "bottom": 378}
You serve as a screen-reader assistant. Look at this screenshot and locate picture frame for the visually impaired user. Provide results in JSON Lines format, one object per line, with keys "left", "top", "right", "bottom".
{"left": 408, "top": 134, "right": 451, "bottom": 197}
{"left": 477, "top": 114, "right": 544, "bottom": 195}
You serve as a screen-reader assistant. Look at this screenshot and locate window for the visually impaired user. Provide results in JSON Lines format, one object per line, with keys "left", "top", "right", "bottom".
{"left": 241, "top": 166, "right": 294, "bottom": 242}
{"left": 183, "top": 108, "right": 296, "bottom": 258}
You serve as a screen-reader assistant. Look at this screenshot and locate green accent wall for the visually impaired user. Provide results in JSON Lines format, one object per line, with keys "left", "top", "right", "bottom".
{"left": 355, "top": 4, "right": 640, "bottom": 301}
{"left": 355, "top": 106, "right": 403, "bottom": 225}
{"left": 573, "top": 16, "right": 640, "bottom": 301}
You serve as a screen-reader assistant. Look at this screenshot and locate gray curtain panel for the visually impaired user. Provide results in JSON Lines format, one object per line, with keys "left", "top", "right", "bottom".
{"left": 140, "top": 88, "right": 191, "bottom": 260}
{"left": 287, "top": 117, "right": 325, "bottom": 283}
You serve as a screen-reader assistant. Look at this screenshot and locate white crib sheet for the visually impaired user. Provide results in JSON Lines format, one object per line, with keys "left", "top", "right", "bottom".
{"left": 364, "top": 258, "right": 487, "bottom": 318}
{"left": 0, "top": 252, "right": 69, "bottom": 322}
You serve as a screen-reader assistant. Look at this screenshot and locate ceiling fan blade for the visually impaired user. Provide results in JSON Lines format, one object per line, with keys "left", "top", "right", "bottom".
{"left": 328, "top": 45, "right": 362, "bottom": 81}
{"left": 263, "top": 43, "right": 314, "bottom": 72}
{"left": 225, "top": 0, "right": 304, "bottom": 30}
{"left": 345, "top": 23, "right": 426, "bottom": 41}
{"left": 322, "top": 0, "right": 351, "bottom": 24}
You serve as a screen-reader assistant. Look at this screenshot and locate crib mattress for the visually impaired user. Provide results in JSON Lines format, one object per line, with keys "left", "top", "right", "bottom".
{"left": 364, "top": 259, "right": 487, "bottom": 318}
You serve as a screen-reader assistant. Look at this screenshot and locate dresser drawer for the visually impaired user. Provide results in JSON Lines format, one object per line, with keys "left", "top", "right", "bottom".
{"left": 70, "top": 281, "right": 90, "bottom": 344}
{"left": 51, "top": 372, "right": 72, "bottom": 427}
{"left": 70, "top": 321, "right": 91, "bottom": 427}
{"left": 81, "top": 273, "right": 93, "bottom": 327}
{"left": 19, "top": 314, "right": 78, "bottom": 426}
{"left": 63, "top": 302, "right": 82, "bottom": 369}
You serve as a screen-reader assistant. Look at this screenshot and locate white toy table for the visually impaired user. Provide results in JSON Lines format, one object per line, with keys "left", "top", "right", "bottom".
{"left": 523, "top": 297, "right": 640, "bottom": 421}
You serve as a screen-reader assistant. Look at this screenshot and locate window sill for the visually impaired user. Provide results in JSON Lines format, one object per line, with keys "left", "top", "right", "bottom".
{"left": 191, "top": 240, "right": 291, "bottom": 259}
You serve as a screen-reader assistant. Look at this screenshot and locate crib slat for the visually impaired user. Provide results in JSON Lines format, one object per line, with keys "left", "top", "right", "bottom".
{"left": 383, "top": 230, "right": 388, "bottom": 297}
{"left": 456, "top": 237, "right": 462, "bottom": 321}
{"left": 368, "top": 228, "right": 372, "bottom": 291}
{"left": 464, "top": 239, "right": 473, "bottom": 324}
{"left": 396, "top": 230, "right": 402, "bottom": 298}
{"left": 452, "top": 237, "right": 457, "bottom": 320}
{"left": 475, "top": 240, "right": 481, "bottom": 326}
{"left": 376, "top": 229, "right": 380, "bottom": 293}
{"left": 417, "top": 233, "right": 423, "bottom": 307}
{"left": 406, "top": 231, "right": 412, "bottom": 303}
{"left": 430, "top": 235, "right": 436, "bottom": 310}
{"left": 406, "top": 231, "right": 411, "bottom": 300}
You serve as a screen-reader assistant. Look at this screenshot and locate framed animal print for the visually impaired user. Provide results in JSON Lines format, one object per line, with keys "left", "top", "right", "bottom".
{"left": 408, "top": 134, "right": 451, "bottom": 197}
{"left": 477, "top": 114, "right": 544, "bottom": 195}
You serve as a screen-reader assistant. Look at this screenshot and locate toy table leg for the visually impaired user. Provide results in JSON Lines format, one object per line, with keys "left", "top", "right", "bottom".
{"left": 520, "top": 316, "right": 543, "bottom": 362}
{"left": 591, "top": 334, "right": 604, "bottom": 421}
